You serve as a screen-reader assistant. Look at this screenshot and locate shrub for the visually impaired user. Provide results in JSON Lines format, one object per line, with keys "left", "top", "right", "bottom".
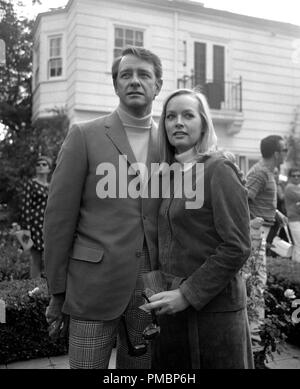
{"left": 0, "top": 278, "right": 68, "bottom": 364}
{"left": 243, "top": 242, "right": 300, "bottom": 368}
{"left": 0, "top": 228, "right": 30, "bottom": 281}
{"left": 266, "top": 257, "right": 300, "bottom": 347}
{"left": 0, "top": 111, "right": 69, "bottom": 222}
{"left": 267, "top": 257, "right": 300, "bottom": 293}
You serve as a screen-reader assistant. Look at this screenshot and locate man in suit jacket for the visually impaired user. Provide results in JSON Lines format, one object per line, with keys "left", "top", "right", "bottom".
{"left": 44, "top": 47, "right": 163, "bottom": 369}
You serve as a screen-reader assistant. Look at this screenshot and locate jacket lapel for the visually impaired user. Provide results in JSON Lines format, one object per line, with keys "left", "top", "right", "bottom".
{"left": 145, "top": 120, "right": 160, "bottom": 184}
{"left": 104, "top": 111, "right": 137, "bottom": 169}
{"left": 105, "top": 112, "right": 160, "bottom": 187}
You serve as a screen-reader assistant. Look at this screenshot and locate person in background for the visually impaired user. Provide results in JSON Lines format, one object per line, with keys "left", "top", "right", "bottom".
{"left": 20, "top": 155, "right": 52, "bottom": 278}
{"left": 284, "top": 167, "right": 300, "bottom": 263}
{"left": 245, "top": 135, "right": 287, "bottom": 339}
{"left": 144, "top": 88, "right": 253, "bottom": 369}
{"left": 266, "top": 167, "right": 288, "bottom": 256}
{"left": 274, "top": 167, "right": 286, "bottom": 215}
{"left": 44, "top": 47, "right": 163, "bottom": 369}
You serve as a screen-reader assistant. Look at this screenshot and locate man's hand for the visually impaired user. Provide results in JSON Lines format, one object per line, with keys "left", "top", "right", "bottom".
{"left": 144, "top": 289, "right": 190, "bottom": 315}
{"left": 45, "top": 294, "right": 69, "bottom": 339}
{"left": 250, "top": 217, "right": 264, "bottom": 229}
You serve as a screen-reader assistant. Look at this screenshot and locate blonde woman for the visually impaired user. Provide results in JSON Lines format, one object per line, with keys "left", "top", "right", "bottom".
{"left": 144, "top": 89, "right": 253, "bottom": 369}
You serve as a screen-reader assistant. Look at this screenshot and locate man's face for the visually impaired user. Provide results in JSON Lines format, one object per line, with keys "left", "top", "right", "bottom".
{"left": 290, "top": 170, "right": 300, "bottom": 185}
{"left": 114, "top": 55, "right": 162, "bottom": 117}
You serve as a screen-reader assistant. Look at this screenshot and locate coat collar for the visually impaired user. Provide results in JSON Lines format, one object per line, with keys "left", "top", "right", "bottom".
{"left": 104, "top": 111, "right": 137, "bottom": 167}
{"left": 104, "top": 110, "right": 160, "bottom": 181}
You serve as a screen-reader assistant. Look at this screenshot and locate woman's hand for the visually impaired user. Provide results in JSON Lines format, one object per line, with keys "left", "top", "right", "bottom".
{"left": 144, "top": 289, "right": 190, "bottom": 315}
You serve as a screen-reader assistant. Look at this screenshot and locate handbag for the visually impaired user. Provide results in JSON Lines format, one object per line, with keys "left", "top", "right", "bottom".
{"left": 270, "top": 224, "right": 293, "bottom": 258}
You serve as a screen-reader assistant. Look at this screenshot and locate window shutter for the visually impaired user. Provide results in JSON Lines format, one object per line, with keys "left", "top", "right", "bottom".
{"left": 194, "top": 42, "right": 206, "bottom": 90}
{"left": 213, "top": 45, "right": 225, "bottom": 104}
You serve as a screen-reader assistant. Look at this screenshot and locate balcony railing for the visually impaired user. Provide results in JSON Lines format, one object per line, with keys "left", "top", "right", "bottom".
{"left": 177, "top": 75, "right": 243, "bottom": 112}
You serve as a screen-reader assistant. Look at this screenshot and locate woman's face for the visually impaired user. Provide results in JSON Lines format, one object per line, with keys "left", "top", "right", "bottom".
{"left": 36, "top": 160, "right": 50, "bottom": 174}
{"left": 165, "top": 94, "right": 203, "bottom": 154}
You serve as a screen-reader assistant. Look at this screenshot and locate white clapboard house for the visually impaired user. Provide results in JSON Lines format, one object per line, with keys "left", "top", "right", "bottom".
{"left": 32, "top": 0, "right": 300, "bottom": 169}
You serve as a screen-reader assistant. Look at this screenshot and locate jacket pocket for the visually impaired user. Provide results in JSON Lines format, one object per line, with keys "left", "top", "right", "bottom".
{"left": 70, "top": 243, "right": 104, "bottom": 263}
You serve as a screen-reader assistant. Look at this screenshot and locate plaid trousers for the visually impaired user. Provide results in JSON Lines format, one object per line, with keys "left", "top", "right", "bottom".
{"left": 68, "top": 243, "right": 152, "bottom": 369}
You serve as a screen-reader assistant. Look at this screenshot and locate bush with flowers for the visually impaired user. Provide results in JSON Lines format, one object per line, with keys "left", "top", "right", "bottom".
{"left": 0, "top": 225, "right": 31, "bottom": 281}
{"left": 257, "top": 278, "right": 299, "bottom": 366}
{"left": 266, "top": 257, "right": 300, "bottom": 347}
{"left": 243, "top": 218, "right": 300, "bottom": 368}
{"left": 244, "top": 252, "right": 300, "bottom": 368}
{"left": 0, "top": 224, "right": 67, "bottom": 364}
{"left": 0, "top": 278, "right": 68, "bottom": 364}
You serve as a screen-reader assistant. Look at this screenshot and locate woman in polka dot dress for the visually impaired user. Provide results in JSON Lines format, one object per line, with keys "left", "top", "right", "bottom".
{"left": 20, "top": 155, "right": 52, "bottom": 278}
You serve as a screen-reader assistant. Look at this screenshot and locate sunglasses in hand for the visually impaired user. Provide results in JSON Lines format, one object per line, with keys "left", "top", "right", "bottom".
{"left": 121, "top": 292, "right": 160, "bottom": 357}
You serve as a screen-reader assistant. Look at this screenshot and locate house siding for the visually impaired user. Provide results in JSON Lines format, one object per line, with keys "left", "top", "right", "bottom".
{"left": 32, "top": 0, "right": 300, "bottom": 160}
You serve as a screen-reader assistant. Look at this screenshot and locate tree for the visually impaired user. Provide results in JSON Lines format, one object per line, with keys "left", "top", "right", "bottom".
{"left": 0, "top": 0, "right": 33, "bottom": 132}
{"left": 0, "top": 0, "right": 34, "bottom": 221}
{"left": 286, "top": 105, "right": 300, "bottom": 170}
{"left": 0, "top": 1, "right": 68, "bottom": 222}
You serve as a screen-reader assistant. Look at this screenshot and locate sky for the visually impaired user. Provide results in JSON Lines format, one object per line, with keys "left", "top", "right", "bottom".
{"left": 17, "top": 0, "right": 300, "bottom": 26}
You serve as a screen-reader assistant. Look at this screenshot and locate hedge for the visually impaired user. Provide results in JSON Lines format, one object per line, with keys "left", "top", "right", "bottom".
{"left": 266, "top": 257, "right": 300, "bottom": 347}
{"left": 0, "top": 278, "right": 68, "bottom": 365}
{"left": 0, "top": 228, "right": 30, "bottom": 281}
{"left": 1, "top": 232, "right": 300, "bottom": 365}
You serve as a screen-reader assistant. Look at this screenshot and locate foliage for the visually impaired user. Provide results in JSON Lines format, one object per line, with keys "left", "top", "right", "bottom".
{"left": 267, "top": 256, "right": 300, "bottom": 290}
{"left": 242, "top": 231, "right": 266, "bottom": 325}
{"left": 0, "top": 278, "right": 68, "bottom": 364}
{"left": 242, "top": 222, "right": 300, "bottom": 369}
{"left": 257, "top": 277, "right": 295, "bottom": 365}
{"left": 0, "top": 0, "right": 33, "bottom": 132}
{"left": 0, "top": 225, "right": 67, "bottom": 364}
{"left": 286, "top": 105, "right": 300, "bottom": 170}
{"left": 0, "top": 0, "right": 33, "bottom": 217}
{"left": 0, "top": 227, "right": 30, "bottom": 281}
{"left": 244, "top": 252, "right": 300, "bottom": 368}
{"left": 266, "top": 257, "right": 300, "bottom": 347}
{"left": 286, "top": 134, "right": 300, "bottom": 170}
{"left": 0, "top": 111, "right": 69, "bottom": 223}
{"left": 0, "top": 1, "right": 69, "bottom": 222}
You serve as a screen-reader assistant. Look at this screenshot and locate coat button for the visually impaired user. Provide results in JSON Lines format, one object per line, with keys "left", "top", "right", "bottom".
{"left": 136, "top": 250, "right": 142, "bottom": 257}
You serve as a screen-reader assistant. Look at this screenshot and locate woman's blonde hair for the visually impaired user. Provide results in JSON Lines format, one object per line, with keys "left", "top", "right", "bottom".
{"left": 158, "top": 89, "right": 218, "bottom": 164}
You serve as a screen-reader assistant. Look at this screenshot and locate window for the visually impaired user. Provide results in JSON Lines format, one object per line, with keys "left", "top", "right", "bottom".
{"left": 114, "top": 27, "right": 143, "bottom": 59}
{"left": 235, "top": 156, "right": 259, "bottom": 174}
{"left": 194, "top": 42, "right": 225, "bottom": 109}
{"left": 236, "top": 155, "right": 247, "bottom": 174}
{"left": 48, "top": 36, "right": 63, "bottom": 78}
{"left": 248, "top": 158, "right": 259, "bottom": 171}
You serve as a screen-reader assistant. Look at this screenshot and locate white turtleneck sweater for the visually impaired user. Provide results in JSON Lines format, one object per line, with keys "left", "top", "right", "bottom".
{"left": 117, "top": 106, "right": 152, "bottom": 164}
{"left": 174, "top": 147, "right": 199, "bottom": 171}
{"left": 117, "top": 107, "right": 152, "bottom": 182}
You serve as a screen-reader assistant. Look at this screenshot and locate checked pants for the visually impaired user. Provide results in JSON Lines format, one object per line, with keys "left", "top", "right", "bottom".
{"left": 68, "top": 244, "right": 152, "bottom": 369}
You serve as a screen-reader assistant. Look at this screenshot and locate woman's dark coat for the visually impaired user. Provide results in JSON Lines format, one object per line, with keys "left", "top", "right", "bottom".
{"left": 152, "top": 154, "right": 254, "bottom": 369}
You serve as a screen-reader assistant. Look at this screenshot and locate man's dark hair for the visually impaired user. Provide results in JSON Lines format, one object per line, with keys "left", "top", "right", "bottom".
{"left": 260, "top": 135, "right": 283, "bottom": 159}
{"left": 111, "top": 46, "right": 163, "bottom": 84}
